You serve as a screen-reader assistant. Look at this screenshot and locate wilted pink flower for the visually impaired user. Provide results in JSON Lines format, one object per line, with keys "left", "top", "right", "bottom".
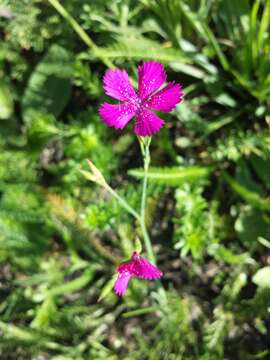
{"left": 99, "top": 61, "right": 183, "bottom": 137}
{"left": 114, "top": 251, "right": 163, "bottom": 296}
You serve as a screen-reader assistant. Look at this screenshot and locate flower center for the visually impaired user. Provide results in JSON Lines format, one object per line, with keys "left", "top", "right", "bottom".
{"left": 129, "top": 96, "right": 151, "bottom": 114}
{"left": 132, "top": 97, "right": 143, "bottom": 110}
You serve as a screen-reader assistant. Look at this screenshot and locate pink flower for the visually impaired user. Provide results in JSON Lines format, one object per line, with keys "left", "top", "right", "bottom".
{"left": 114, "top": 251, "right": 163, "bottom": 296}
{"left": 99, "top": 61, "right": 183, "bottom": 137}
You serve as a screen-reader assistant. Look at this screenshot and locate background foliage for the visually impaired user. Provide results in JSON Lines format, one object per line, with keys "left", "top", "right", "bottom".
{"left": 0, "top": 0, "right": 270, "bottom": 359}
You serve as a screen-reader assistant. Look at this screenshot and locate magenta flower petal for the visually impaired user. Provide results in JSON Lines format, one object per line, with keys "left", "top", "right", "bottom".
{"left": 113, "top": 251, "right": 163, "bottom": 296}
{"left": 99, "top": 102, "right": 135, "bottom": 129}
{"left": 114, "top": 272, "right": 132, "bottom": 296}
{"left": 146, "top": 82, "right": 183, "bottom": 112}
{"left": 103, "top": 68, "right": 137, "bottom": 102}
{"left": 134, "top": 108, "right": 165, "bottom": 136}
{"left": 138, "top": 61, "right": 167, "bottom": 100}
{"left": 132, "top": 256, "right": 163, "bottom": 280}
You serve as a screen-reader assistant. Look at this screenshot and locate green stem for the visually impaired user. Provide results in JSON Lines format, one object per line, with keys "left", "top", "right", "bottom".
{"left": 139, "top": 137, "right": 155, "bottom": 264}
{"left": 104, "top": 183, "right": 140, "bottom": 221}
{"left": 47, "top": 0, "right": 114, "bottom": 69}
{"left": 139, "top": 138, "right": 167, "bottom": 303}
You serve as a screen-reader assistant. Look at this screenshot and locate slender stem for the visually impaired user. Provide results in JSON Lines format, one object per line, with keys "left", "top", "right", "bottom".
{"left": 139, "top": 139, "right": 167, "bottom": 302}
{"left": 103, "top": 183, "right": 140, "bottom": 221}
{"left": 139, "top": 137, "right": 155, "bottom": 264}
{"left": 47, "top": 0, "right": 114, "bottom": 69}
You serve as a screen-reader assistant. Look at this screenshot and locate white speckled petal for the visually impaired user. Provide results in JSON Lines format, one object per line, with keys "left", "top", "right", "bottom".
{"left": 103, "top": 68, "right": 137, "bottom": 101}
{"left": 138, "top": 61, "right": 167, "bottom": 100}
{"left": 99, "top": 103, "right": 135, "bottom": 129}
{"left": 145, "top": 82, "right": 183, "bottom": 112}
{"left": 134, "top": 108, "right": 165, "bottom": 136}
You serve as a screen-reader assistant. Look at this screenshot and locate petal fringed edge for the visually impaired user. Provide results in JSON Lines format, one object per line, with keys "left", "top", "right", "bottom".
{"left": 114, "top": 272, "right": 131, "bottom": 296}
{"left": 103, "top": 68, "right": 137, "bottom": 102}
{"left": 99, "top": 103, "right": 135, "bottom": 130}
{"left": 138, "top": 61, "right": 167, "bottom": 100}
{"left": 146, "top": 82, "right": 183, "bottom": 112}
{"left": 132, "top": 256, "right": 163, "bottom": 280}
{"left": 134, "top": 108, "right": 165, "bottom": 137}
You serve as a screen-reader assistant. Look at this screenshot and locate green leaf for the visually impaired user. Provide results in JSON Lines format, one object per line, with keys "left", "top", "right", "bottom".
{"left": 250, "top": 154, "right": 270, "bottom": 188}
{"left": 257, "top": 0, "right": 270, "bottom": 50}
{"left": 31, "top": 296, "right": 57, "bottom": 329}
{"left": 0, "top": 321, "right": 41, "bottom": 343}
{"left": 223, "top": 172, "right": 270, "bottom": 210}
{"left": 135, "top": 237, "right": 142, "bottom": 254}
{"left": 79, "top": 169, "right": 96, "bottom": 183}
{"left": 128, "top": 166, "right": 211, "bottom": 186}
{"left": 208, "top": 244, "right": 248, "bottom": 265}
{"left": 235, "top": 206, "right": 269, "bottom": 248}
{"left": 94, "top": 37, "right": 189, "bottom": 64}
{"left": 253, "top": 267, "right": 270, "bottom": 288}
{"left": 205, "top": 77, "right": 236, "bottom": 107}
{"left": 235, "top": 159, "right": 263, "bottom": 195}
{"left": 98, "top": 274, "right": 118, "bottom": 302}
{"left": 48, "top": 268, "right": 94, "bottom": 297}
{"left": 170, "top": 62, "right": 205, "bottom": 79}
{"left": 22, "top": 44, "right": 73, "bottom": 123}
{"left": 179, "top": 2, "right": 229, "bottom": 70}
{"left": 205, "top": 113, "right": 236, "bottom": 134}
{"left": 0, "top": 83, "right": 13, "bottom": 119}
{"left": 123, "top": 306, "right": 159, "bottom": 318}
